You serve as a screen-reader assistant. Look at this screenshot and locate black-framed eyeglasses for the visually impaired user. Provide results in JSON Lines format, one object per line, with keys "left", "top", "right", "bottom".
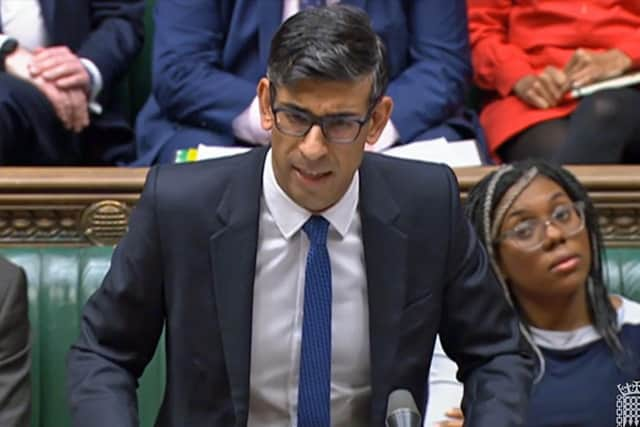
{"left": 495, "top": 201, "right": 586, "bottom": 252}
{"left": 269, "top": 83, "right": 378, "bottom": 144}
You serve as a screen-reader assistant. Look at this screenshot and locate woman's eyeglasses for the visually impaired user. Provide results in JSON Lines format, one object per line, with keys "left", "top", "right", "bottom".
{"left": 495, "top": 201, "right": 586, "bottom": 252}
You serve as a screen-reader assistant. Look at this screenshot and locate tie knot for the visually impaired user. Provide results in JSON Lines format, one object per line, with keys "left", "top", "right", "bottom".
{"left": 303, "top": 215, "right": 329, "bottom": 246}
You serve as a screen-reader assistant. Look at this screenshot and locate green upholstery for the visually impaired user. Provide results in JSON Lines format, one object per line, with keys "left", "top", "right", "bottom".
{"left": 603, "top": 248, "right": 640, "bottom": 303}
{"left": 1, "top": 245, "right": 639, "bottom": 426}
{"left": 0, "top": 248, "right": 164, "bottom": 427}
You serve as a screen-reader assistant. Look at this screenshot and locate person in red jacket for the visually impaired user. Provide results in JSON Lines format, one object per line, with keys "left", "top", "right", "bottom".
{"left": 468, "top": 0, "right": 640, "bottom": 164}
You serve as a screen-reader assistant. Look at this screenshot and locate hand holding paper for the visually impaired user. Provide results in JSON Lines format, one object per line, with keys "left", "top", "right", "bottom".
{"left": 568, "top": 71, "right": 640, "bottom": 99}
{"left": 565, "top": 48, "right": 632, "bottom": 89}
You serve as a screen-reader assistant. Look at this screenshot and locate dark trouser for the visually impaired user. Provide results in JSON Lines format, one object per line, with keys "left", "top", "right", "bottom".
{"left": 498, "top": 88, "right": 640, "bottom": 164}
{"left": 0, "top": 73, "right": 134, "bottom": 165}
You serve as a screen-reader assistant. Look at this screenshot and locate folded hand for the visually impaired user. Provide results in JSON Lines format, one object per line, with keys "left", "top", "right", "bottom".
{"left": 29, "top": 46, "right": 91, "bottom": 92}
{"left": 513, "top": 66, "right": 570, "bottom": 109}
{"left": 565, "top": 48, "right": 632, "bottom": 88}
{"left": 32, "top": 76, "right": 90, "bottom": 133}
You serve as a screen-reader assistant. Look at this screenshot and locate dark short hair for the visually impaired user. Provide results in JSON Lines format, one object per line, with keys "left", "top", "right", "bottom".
{"left": 267, "top": 5, "right": 388, "bottom": 107}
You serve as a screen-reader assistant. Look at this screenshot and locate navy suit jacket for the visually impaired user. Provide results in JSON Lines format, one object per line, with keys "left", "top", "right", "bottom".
{"left": 135, "top": 0, "right": 483, "bottom": 165}
{"left": 38, "top": 0, "right": 145, "bottom": 163}
{"left": 68, "top": 148, "right": 533, "bottom": 426}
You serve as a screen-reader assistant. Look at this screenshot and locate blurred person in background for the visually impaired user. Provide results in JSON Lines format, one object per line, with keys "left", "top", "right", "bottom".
{"left": 135, "top": 0, "right": 486, "bottom": 164}
{"left": 468, "top": 1, "right": 640, "bottom": 164}
{"left": 0, "top": 257, "right": 30, "bottom": 427}
{"left": 0, "top": 0, "right": 144, "bottom": 165}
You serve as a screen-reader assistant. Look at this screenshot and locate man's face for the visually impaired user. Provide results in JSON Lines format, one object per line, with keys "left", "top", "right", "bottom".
{"left": 258, "top": 77, "right": 392, "bottom": 212}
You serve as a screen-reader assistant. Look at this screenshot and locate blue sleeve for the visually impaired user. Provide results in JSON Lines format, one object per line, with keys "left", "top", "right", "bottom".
{"left": 151, "top": 0, "right": 257, "bottom": 132}
{"left": 387, "top": 0, "right": 471, "bottom": 142}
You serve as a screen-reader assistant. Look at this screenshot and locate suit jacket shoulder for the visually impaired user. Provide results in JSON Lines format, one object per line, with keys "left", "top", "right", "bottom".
{"left": 360, "top": 153, "right": 458, "bottom": 210}
{"left": 152, "top": 147, "right": 267, "bottom": 208}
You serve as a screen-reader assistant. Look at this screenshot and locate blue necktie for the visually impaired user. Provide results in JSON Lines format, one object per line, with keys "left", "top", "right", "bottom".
{"left": 297, "top": 215, "right": 332, "bottom": 426}
{"left": 299, "top": 0, "right": 326, "bottom": 10}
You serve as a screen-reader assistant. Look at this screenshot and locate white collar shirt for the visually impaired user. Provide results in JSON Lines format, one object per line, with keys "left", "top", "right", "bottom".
{"left": 247, "top": 149, "right": 371, "bottom": 426}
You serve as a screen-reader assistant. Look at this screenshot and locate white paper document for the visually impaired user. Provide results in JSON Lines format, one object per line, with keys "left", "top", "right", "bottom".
{"left": 196, "top": 138, "right": 482, "bottom": 168}
{"left": 196, "top": 144, "right": 252, "bottom": 161}
{"left": 382, "top": 138, "right": 482, "bottom": 167}
{"left": 570, "top": 71, "right": 640, "bottom": 98}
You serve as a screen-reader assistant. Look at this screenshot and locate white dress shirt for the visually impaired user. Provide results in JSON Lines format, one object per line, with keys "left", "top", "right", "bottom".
{"left": 1, "top": 0, "right": 103, "bottom": 113}
{"left": 247, "top": 149, "right": 371, "bottom": 426}
{"left": 1, "top": 0, "right": 48, "bottom": 50}
{"left": 231, "top": 0, "right": 400, "bottom": 150}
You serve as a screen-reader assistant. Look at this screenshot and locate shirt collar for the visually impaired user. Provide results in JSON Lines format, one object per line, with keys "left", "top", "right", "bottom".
{"left": 262, "top": 149, "right": 359, "bottom": 239}
{"left": 529, "top": 296, "right": 631, "bottom": 350}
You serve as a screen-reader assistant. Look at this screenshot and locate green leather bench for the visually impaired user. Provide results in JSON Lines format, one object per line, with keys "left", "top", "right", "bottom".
{"left": 1, "top": 245, "right": 639, "bottom": 427}
{"left": 0, "top": 247, "right": 164, "bottom": 427}
{"left": 604, "top": 248, "right": 640, "bottom": 302}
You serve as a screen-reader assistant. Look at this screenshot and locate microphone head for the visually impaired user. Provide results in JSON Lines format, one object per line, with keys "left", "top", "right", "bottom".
{"left": 385, "top": 389, "right": 421, "bottom": 427}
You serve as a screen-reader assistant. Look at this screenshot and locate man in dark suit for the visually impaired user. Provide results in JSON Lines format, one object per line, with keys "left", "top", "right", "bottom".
{"left": 135, "top": 0, "right": 483, "bottom": 165}
{"left": 69, "top": 6, "right": 532, "bottom": 426}
{"left": 0, "top": 257, "right": 31, "bottom": 426}
{"left": 0, "top": 0, "right": 144, "bottom": 165}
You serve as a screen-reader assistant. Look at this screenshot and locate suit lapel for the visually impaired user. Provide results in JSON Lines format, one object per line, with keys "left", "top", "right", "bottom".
{"left": 209, "top": 148, "right": 268, "bottom": 426}
{"left": 258, "top": 1, "right": 283, "bottom": 68}
{"left": 359, "top": 155, "right": 408, "bottom": 422}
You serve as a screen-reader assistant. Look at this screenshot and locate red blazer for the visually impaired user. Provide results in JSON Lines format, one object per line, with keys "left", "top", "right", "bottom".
{"left": 468, "top": 0, "right": 640, "bottom": 158}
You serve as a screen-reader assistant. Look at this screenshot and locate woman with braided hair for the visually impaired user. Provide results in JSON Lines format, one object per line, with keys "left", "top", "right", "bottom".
{"left": 425, "top": 159, "right": 640, "bottom": 427}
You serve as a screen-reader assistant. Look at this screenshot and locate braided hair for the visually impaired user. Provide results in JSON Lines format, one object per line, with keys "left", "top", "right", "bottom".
{"left": 465, "top": 159, "right": 623, "bottom": 380}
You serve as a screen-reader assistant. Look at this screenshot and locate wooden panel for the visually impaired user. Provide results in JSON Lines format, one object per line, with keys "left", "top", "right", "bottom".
{"left": 0, "top": 166, "right": 638, "bottom": 246}
{"left": 0, "top": 168, "right": 146, "bottom": 246}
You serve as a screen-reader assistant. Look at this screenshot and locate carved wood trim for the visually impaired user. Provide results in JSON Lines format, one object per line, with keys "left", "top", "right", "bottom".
{"left": 457, "top": 166, "right": 640, "bottom": 247}
{"left": 0, "top": 166, "right": 638, "bottom": 246}
{"left": 0, "top": 168, "right": 146, "bottom": 246}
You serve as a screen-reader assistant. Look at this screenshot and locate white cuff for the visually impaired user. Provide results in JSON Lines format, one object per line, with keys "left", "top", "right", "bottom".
{"left": 232, "top": 96, "right": 271, "bottom": 146}
{"left": 365, "top": 119, "right": 400, "bottom": 152}
{"left": 80, "top": 58, "right": 103, "bottom": 115}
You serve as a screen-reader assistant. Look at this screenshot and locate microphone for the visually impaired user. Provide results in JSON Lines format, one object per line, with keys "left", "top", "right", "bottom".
{"left": 385, "top": 389, "right": 421, "bottom": 427}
